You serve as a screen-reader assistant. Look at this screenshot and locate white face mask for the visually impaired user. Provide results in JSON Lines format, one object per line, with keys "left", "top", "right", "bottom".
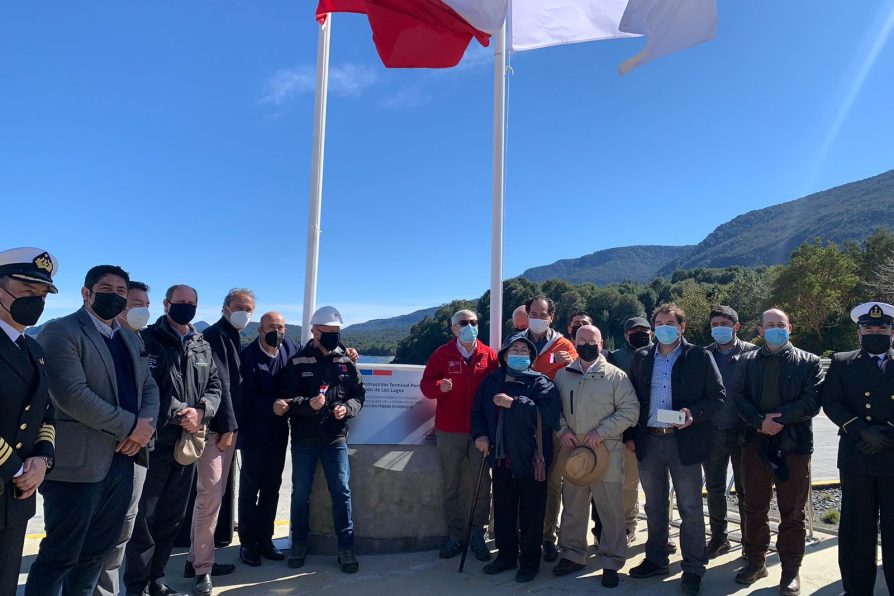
{"left": 228, "top": 309, "right": 252, "bottom": 330}
{"left": 528, "top": 318, "right": 549, "bottom": 335}
{"left": 126, "top": 307, "right": 150, "bottom": 330}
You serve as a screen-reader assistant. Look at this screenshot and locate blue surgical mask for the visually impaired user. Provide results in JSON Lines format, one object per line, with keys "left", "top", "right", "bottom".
{"left": 654, "top": 325, "right": 680, "bottom": 345}
{"left": 711, "top": 326, "right": 735, "bottom": 345}
{"left": 506, "top": 354, "right": 531, "bottom": 371}
{"left": 764, "top": 327, "right": 790, "bottom": 347}
{"left": 459, "top": 324, "right": 478, "bottom": 343}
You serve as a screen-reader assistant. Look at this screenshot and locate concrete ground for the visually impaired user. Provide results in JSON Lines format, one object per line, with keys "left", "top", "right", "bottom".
{"left": 18, "top": 415, "right": 881, "bottom": 594}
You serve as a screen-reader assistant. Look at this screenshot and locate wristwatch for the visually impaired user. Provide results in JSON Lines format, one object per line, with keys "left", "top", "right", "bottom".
{"left": 39, "top": 456, "right": 54, "bottom": 471}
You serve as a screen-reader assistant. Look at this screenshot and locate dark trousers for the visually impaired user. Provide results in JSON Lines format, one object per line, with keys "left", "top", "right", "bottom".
{"left": 124, "top": 443, "right": 196, "bottom": 593}
{"left": 740, "top": 436, "right": 810, "bottom": 571}
{"left": 702, "top": 427, "right": 745, "bottom": 541}
{"left": 290, "top": 441, "right": 354, "bottom": 549}
{"left": 638, "top": 433, "right": 708, "bottom": 577}
{"left": 25, "top": 453, "right": 134, "bottom": 596}
{"left": 239, "top": 426, "right": 289, "bottom": 547}
{"left": 491, "top": 466, "right": 547, "bottom": 571}
{"left": 839, "top": 469, "right": 894, "bottom": 595}
{"left": 0, "top": 522, "right": 27, "bottom": 596}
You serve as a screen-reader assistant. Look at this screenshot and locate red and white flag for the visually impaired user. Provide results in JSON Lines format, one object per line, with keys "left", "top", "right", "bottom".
{"left": 315, "top": 0, "right": 507, "bottom": 68}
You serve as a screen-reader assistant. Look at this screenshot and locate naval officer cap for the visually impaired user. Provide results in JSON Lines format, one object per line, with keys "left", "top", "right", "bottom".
{"left": 850, "top": 302, "right": 894, "bottom": 326}
{"left": 0, "top": 247, "right": 59, "bottom": 293}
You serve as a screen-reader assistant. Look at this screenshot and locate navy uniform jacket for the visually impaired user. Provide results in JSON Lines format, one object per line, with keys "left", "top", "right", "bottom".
{"left": 0, "top": 333, "right": 55, "bottom": 530}
{"left": 239, "top": 336, "right": 298, "bottom": 445}
{"left": 277, "top": 341, "right": 364, "bottom": 447}
{"left": 822, "top": 348, "right": 894, "bottom": 475}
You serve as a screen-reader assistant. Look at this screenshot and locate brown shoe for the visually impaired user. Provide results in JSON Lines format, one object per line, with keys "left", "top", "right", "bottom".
{"left": 735, "top": 562, "right": 769, "bottom": 585}
{"left": 780, "top": 571, "right": 800, "bottom": 595}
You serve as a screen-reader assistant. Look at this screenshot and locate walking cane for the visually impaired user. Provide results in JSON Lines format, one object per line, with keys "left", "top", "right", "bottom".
{"left": 458, "top": 452, "right": 489, "bottom": 573}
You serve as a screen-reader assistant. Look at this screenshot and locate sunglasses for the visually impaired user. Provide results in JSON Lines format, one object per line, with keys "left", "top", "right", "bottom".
{"left": 458, "top": 320, "right": 479, "bottom": 327}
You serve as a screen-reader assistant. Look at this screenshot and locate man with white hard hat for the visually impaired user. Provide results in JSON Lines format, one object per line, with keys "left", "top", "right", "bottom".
{"left": 822, "top": 301, "right": 894, "bottom": 596}
{"left": 278, "top": 305, "right": 365, "bottom": 573}
{"left": 0, "top": 247, "right": 58, "bottom": 595}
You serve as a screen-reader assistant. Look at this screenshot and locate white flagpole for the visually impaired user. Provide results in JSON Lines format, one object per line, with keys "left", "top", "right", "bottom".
{"left": 302, "top": 14, "right": 332, "bottom": 345}
{"left": 490, "top": 22, "right": 507, "bottom": 350}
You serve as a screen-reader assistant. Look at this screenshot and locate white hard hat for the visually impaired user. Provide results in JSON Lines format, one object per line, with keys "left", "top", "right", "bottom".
{"left": 310, "top": 305, "right": 344, "bottom": 328}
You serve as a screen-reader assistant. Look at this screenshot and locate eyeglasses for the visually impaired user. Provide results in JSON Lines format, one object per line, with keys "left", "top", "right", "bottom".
{"left": 458, "top": 320, "right": 478, "bottom": 327}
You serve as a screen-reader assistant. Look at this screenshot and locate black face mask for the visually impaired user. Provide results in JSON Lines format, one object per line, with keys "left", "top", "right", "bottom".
{"left": 513, "top": 326, "right": 527, "bottom": 333}
{"left": 168, "top": 303, "right": 197, "bottom": 325}
{"left": 265, "top": 330, "right": 285, "bottom": 349}
{"left": 319, "top": 331, "right": 340, "bottom": 352}
{"left": 861, "top": 333, "right": 893, "bottom": 355}
{"left": 91, "top": 291, "right": 128, "bottom": 321}
{"left": 628, "top": 331, "right": 651, "bottom": 349}
{"left": 577, "top": 343, "right": 600, "bottom": 362}
{"left": 1, "top": 286, "right": 45, "bottom": 326}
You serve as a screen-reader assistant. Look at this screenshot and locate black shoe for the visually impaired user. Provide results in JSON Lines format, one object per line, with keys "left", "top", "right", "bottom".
{"left": 185, "top": 561, "right": 235, "bottom": 577}
{"left": 681, "top": 571, "right": 701, "bottom": 594}
{"left": 470, "top": 528, "right": 491, "bottom": 562}
{"left": 240, "top": 545, "right": 262, "bottom": 567}
{"left": 288, "top": 543, "right": 308, "bottom": 569}
{"left": 147, "top": 579, "right": 179, "bottom": 596}
{"left": 780, "top": 571, "right": 801, "bottom": 596}
{"left": 439, "top": 538, "right": 463, "bottom": 559}
{"left": 261, "top": 542, "right": 286, "bottom": 561}
{"left": 193, "top": 574, "right": 212, "bottom": 596}
{"left": 338, "top": 548, "right": 359, "bottom": 573}
{"left": 668, "top": 540, "right": 678, "bottom": 554}
{"left": 602, "top": 569, "right": 620, "bottom": 588}
{"left": 542, "top": 541, "right": 559, "bottom": 563}
{"left": 553, "top": 558, "right": 585, "bottom": 576}
{"left": 516, "top": 567, "right": 538, "bottom": 583}
{"left": 483, "top": 558, "right": 517, "bottom": 575}
{"left": 629, "top": 559, "right": 670, "bottom": 578}
{"left": 707, "top": 537, "right": 732, "bottom": 559}
{"left": 735, "top": 562, "right": 769, "bottom": 585}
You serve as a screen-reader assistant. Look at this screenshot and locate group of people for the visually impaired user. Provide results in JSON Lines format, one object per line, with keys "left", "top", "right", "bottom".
{"left": 0, "top": 247, "right": 364, "bottom": 596}
{"left": 1, "top": 246, "right": 893, "bottom": 596}
{"left": 422, "top": 295, "right": 894, "bottom": 596}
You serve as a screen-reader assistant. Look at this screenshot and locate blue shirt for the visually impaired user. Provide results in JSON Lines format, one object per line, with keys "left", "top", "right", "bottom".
{"left": 648, "top": 342, "right": 682, "bottom": 428}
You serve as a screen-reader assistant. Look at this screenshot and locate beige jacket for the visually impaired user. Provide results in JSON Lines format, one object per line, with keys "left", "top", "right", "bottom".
{"left": 554, "top": 356, "right": 639, "bottom": 482}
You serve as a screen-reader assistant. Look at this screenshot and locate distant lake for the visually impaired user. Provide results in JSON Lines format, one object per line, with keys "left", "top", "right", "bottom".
{"left": 358, "top": 355, "right": 394, "bottom": 364}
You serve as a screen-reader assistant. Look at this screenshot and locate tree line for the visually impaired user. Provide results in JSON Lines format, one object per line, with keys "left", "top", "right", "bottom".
{"left": 392, "top": 228, "right": 894, "bottom": 364}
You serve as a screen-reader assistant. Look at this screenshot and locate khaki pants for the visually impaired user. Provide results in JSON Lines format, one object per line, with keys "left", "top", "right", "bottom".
{"left": 543, "top": 433, "right": 563, "bottom": 544}
{"left": 559, "top": 480, "right": 627, "bottom": 570}
{"left": 188, "top": 431, "right": 237, "bottom": 575}
{"left": 437, "top": 431, "right": 490, "bottom": 540}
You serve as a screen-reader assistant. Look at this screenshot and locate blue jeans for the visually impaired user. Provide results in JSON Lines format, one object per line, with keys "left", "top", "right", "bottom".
{"left": 25, "top": 453, "right": 134, "bottom": 596}
{"left": 290, "top": 441, "right": 354, "bottom": 549}
{"left": 638, "top": 433, "right": 708, "bottom": 577}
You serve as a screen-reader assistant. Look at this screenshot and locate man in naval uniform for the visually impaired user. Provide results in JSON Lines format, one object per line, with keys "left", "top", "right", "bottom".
{"left": 0, "top": 247, "right": 58, "bottom": 595}
{"left": 822, "top": 301, "right": 894, "bottom": 596}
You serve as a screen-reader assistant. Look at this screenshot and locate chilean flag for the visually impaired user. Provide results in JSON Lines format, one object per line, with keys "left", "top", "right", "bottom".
{"left": 316, "top": 0, "right": 507, "bottom": 68}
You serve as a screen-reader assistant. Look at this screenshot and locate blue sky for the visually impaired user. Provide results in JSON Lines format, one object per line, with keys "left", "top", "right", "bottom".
{"left": 2, "top": 2, "right": 894, "bottom": 327}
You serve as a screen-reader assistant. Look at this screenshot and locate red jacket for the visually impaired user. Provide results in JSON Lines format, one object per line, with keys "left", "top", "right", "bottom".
{"left": 421, "top": 340, "right": 499, "bottom": 433}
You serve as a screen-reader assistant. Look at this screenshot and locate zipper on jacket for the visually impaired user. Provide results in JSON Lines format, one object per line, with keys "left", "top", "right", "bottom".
{"left": 570, "top": 389, "right": 574, "bottom": 415}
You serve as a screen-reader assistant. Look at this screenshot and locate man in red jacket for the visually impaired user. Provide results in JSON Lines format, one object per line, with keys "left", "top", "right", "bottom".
{"left": 421, "top": 309, "right": 498, "bottom": 561}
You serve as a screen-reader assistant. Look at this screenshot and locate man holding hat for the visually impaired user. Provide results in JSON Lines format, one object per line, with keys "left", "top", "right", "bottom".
{"left": 553, "top": 325, "right": 639, "bottom": 588}
{"left": 278, "top": 305, "right": 365, "bottom": 573}
{"left": 822, "top": 301, "right": 894, "bottom": 596}
{"left": 0, "top": 247, "right": 58, "bottom": 595}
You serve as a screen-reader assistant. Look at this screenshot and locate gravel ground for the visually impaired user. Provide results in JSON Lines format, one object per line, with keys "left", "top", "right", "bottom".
{"left": 706, "top": 485, "right": 846, "bottom": 535}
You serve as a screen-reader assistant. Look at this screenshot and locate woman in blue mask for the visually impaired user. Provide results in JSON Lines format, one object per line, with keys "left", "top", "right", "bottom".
{"left": 470, "top": 332, "right": 560, "bottom": 583}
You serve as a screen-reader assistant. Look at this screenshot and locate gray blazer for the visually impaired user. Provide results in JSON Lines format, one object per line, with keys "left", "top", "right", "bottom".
{"left": 38, "top": 307, "right": 160, "bottom": 483}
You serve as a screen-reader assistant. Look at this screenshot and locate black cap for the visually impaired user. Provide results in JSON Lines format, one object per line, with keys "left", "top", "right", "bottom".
{"left": 624, "top": 317, "right": 651, "bottom": 332}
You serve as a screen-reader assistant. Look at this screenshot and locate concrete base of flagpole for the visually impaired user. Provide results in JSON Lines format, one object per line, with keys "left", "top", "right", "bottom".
{"left": 305, "top": 443, "right": 451, "bottom": 554}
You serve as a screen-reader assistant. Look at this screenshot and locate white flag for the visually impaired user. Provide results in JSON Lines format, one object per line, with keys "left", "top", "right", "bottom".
{"left": 444, "top": 0, "right": 509, "bottom": 35}
{"left": 510, "top": 0, "right": 639, "bottom": 52}
{"left": 618, "top": 0, "right": 717, "bottom": 74}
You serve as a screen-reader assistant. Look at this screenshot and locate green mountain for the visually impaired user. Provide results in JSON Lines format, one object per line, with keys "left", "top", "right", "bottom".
{"left": 523, "top": 245, "right": 695, "bottom": 284}
{"left": 657, "top": 169, "right": 894, "bottom": 275}
{"left": 522, "top": 169, "right": 894, "bottom": 285}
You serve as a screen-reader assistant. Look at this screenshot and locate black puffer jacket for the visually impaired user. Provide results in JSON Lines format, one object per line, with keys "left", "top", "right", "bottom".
{"left": 142, "top": 316, "right": 222, "bottom": 446}
{"left": 730, "top": 343, "right": 824, "bottom": 455}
